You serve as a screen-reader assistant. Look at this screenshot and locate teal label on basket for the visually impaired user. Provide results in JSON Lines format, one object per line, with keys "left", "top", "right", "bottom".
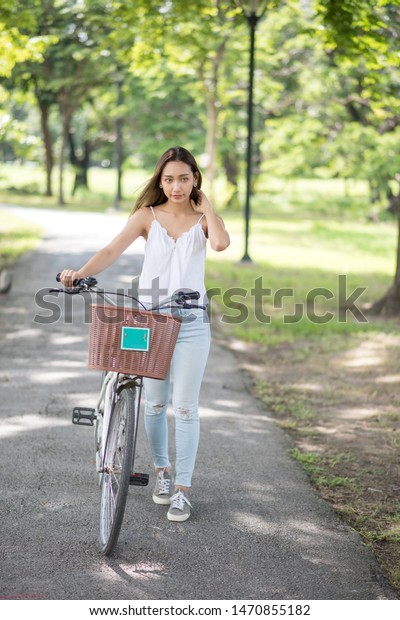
{"left": 120, "top": 326, "right": 150, "bottom": 352}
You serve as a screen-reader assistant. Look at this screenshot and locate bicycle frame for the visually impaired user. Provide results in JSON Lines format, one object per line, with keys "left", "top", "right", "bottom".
{"left": 94, "top": 370, "right": 116, "bottom": 474}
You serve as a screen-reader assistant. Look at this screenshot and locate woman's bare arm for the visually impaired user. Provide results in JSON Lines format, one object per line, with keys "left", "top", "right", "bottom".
{"left": 60, "top": 208, "right": 149, "bottom": 286}
{"left": 192, "top": 191, "right": 230, "bottom": 252}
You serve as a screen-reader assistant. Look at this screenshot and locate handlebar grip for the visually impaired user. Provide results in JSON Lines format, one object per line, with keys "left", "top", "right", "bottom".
{"left": 177, "top": 290, "right": 200, "bottom": 300}
{"left": 56, "top": 272, "right": 83, "bottom": 286}
{"left": 56, "top": 273, "right": 97, "bottom": 287}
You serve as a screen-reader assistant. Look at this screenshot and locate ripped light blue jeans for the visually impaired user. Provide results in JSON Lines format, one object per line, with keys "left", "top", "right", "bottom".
{"left": 143, "top": 308, "right": 210, "bottom": 488}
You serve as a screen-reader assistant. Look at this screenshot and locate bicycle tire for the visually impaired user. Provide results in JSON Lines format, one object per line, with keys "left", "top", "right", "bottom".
{"left": 95, "top": 410, "right": 103, "bottom": 486}
{"left": 99, "top": 387, "right": 138, "bottom": 555}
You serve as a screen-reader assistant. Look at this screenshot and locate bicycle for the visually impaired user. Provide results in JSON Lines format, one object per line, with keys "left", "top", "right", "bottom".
{"left": 51, "top": 274, "right": 204, "bottom": 555}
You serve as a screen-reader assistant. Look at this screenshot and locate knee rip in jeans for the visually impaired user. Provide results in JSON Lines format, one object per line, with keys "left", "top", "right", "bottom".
{"left": 175, "top": 406, "right": 197, "bottom": 420}
{"left": 147, "top": 403, "right": 167, "bottom": 414}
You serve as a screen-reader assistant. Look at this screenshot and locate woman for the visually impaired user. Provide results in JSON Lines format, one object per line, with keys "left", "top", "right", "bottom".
{"left": 60, "top": 146, "right": 230, "bottom": 522}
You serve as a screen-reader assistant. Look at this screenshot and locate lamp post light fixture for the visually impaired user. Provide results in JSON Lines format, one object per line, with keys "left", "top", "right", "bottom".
{"left": 235, "top": 0, "right": 268, "bottom": 263}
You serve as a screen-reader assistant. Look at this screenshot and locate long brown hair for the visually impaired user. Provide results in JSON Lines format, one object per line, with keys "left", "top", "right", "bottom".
{"left": 131, "top": 146, "right": 203, "bottom": 213}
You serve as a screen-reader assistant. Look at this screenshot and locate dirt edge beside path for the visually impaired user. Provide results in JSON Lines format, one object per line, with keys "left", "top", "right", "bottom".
{"left": 213, "top": 324, "right": 400, "bottom": 597}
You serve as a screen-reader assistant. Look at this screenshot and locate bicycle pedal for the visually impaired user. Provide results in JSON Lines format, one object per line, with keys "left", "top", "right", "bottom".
{"left": 72, "top": 407, "right": 96, "bottom": 426}
{"left": 129, "top": 473, "right": 149, "bottom": 486}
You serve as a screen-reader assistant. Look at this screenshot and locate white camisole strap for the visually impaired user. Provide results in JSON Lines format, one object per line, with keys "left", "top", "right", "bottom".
{"left": 150, "top": 206, "right": 203, "bottom": 224}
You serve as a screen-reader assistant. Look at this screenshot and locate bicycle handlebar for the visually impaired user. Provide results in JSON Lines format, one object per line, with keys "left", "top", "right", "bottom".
{"left": 52, "top": 275, "right": 205, "bottom": 310}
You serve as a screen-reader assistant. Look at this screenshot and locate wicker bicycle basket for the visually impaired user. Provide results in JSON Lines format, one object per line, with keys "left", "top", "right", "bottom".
{"left": 88, "top": 304, "right": 182, "bottom": 380}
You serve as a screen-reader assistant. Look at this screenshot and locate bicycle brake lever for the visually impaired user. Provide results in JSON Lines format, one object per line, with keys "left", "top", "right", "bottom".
{"left": 182, "top": 303, "right": 206, "bottom": 310}
{"left": 49, "top": 286, "right": 82, "bottom": 294}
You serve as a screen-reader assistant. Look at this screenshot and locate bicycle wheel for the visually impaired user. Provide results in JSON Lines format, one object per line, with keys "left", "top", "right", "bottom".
{"left": 99, "top": 387, "right": 138, "bottom": 555}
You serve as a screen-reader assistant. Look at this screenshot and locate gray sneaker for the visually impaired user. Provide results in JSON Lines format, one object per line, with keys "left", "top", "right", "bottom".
{"left": 152, "top": 470, "right": 173, "bottom": 505}
{"left": 167, "top": 489, "right": 192, "bottom": 522}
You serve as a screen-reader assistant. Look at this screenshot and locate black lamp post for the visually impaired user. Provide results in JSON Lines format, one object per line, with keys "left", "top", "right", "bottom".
{"left": 236, "top": 0, "right": 268, "bottom": 263}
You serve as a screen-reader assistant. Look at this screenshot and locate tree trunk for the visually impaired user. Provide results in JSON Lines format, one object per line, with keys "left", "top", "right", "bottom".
{"left": 199, "top": 39, "right": 227, "bottom": 199}
{"left": 57, "top": 89, "right": 73, "bottom": 206}
{"left": 369, "top": 199, "right": 400, "bottom": 315}
{"left": 114, "top": 74, "right": 124, "bottom": 210}
{"left": 37, "top": 96, "right": 54, "bottom": 197}
{"left": 221, "top": 126, "right": 240, "bottom": 210}
{"left": 58, "top": 120, "right": 67, "bottom": 206}
{"left": 369, "top": 282, "right": 400, "bottom": 315}
{"left": 204, "top": 98, "right": 219, "bottom": 197}
{"left": 69, "top": 133, "right": 90, "bottom": 195}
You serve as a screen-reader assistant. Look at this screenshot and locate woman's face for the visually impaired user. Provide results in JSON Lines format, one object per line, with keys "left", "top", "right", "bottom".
{"left": 160, "top": 161, "right": 197, "bottom": 205}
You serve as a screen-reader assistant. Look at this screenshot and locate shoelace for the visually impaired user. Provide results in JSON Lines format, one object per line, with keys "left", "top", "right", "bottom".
{"left": 158, "top": 471, "right": 171, "bottom": 495}
{"left": 170, "top": 490, "right": 192, "bottom": 511}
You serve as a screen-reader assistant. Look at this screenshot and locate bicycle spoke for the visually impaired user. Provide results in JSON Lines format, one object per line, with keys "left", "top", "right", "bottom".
{"left": 109, "top": 483, "right": 116, "bottom": 510}
{"left": 111, "top": 471, "right": 120, "bottom": 494}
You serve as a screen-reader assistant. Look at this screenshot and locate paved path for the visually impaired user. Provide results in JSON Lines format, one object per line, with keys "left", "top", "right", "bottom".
{"left": 0, "top": 206, "right": 396, "bottom": 600}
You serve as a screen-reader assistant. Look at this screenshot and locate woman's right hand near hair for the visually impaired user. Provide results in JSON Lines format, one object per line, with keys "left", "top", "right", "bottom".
{"left": 59, "top": 269, "right": 82, "bottom": 288}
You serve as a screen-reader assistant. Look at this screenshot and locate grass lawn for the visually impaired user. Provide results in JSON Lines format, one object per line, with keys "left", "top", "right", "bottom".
{"left": 0, "top": 209, "right": 42, "bottom": 272}
{"left": 205, "top": 188, "right": 397, "bottom": 345}
{"left": 0, "top": 163, "right": 148, "bottom": 211}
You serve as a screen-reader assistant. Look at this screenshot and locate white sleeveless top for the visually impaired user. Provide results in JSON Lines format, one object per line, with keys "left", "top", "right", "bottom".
{"left": 138, "top": 206, "right": 208, "bottom": 306}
